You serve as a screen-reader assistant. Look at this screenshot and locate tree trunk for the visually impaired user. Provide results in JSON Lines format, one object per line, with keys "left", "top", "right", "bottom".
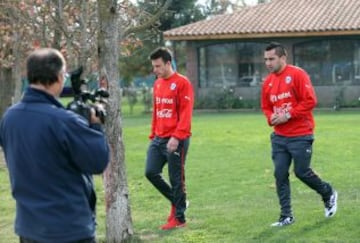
{"left": 79, "top": 0, "right": 89, "bottom": 69}
{"left": 52, "top": 0, "right": 63, "bottom": 50}
{"left": 97, "top": 1, "right": 133, "bottom": 242}
{"left": 12, "top": 30, "right": 23, "bottom": 104}
{"left": 0, "top": 67, "right": 13, "bottom": 117}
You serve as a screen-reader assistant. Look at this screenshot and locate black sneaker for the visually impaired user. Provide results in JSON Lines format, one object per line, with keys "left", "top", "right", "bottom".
{"left": 271, "top": 216, "right": 295, "bottom": 227}
{"left": 324, "top": 190, "right": 338, "bottom": 217}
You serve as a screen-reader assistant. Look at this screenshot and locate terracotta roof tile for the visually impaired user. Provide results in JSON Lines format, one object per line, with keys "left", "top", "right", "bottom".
{"left": 164, "top": 0, "right": 360, "bottom": 40}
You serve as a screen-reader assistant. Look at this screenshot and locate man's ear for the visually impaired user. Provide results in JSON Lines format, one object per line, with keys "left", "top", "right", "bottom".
{"left": 280, "top": 55, "right": 287, "bottom": 63}
{"left": 167, "top": 61, "right": 174, "bottom": 69}
{"left": 57, "top": 73, "right": 63, "bottom": 84}
{"left": 57, "top": 72, "right": 65, "bottom": 90}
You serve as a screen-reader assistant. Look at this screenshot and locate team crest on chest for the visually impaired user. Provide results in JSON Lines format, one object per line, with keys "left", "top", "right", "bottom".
{"left": 285, "top": 76, "right": 292, "bottom": 84}
{"left": 170, "top": 83, "right": 177, "bottom": 90}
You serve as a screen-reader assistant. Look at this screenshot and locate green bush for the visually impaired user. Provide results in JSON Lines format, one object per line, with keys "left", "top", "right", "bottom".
{"left": 195, "top": 87, "right": 259, "bottom": 110}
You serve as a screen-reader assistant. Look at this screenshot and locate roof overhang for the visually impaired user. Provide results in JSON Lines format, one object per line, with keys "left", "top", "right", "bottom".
{"left": 164, "top": 30, "right": 360, "bottom": 41}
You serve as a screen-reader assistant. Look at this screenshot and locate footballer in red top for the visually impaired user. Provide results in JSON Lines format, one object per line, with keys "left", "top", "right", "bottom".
{"left": 261, "top": 42, "right": 337, "bottom": 227}
{"left": 145, "top": 47, "right": 194, "bottom": 230}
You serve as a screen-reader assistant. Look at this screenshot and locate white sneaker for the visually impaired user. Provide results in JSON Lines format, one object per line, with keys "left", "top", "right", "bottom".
{"left": 186, "top": 200, "right": 190, "bottom": 209}
{"left": 324, "top": 190, "right": 338, "bottom": 217}
{"left": 271, "top": 216, "right": 295, "bottom": 227}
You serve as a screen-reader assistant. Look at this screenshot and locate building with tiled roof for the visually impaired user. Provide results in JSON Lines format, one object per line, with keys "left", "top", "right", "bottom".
{"left": 164, "top": 0, "right": 360, "bottom": 108}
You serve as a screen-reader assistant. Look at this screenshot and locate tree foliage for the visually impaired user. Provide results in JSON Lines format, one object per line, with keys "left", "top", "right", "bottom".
{"left": 155, "top": 0, "right": 206, "bottom": 30}
{"left": 200, "top": 0, "right": 253, "bottom": 16}
{"left": 119, "top": 0, "right": 208, "bottom": 86}
{"left": 117, "top": 0, "right": 269, "bottom": 86}
{"left": 0, "top": 0, "right": 99, "bottom": 69}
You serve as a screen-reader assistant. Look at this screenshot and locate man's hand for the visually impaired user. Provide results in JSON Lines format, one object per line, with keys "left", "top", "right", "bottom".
{"left": 270, "top": 113, "right": 288, "bottom": 126}
{"left": 89, "top": 107, "right": 102, "bottom": 124}
{"left": 167, "top": 137, "right": 179, "bottom": 153}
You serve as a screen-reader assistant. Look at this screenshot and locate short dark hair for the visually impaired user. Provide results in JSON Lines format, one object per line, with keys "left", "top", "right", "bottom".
{"left": 149, "top": 47, "right": 172, "bottom": 63}
{"left": 26, "top": 48, "right": 65, "bottom": 86}
{"left": 265, "top": 42, "right": 287, "bottom": 57}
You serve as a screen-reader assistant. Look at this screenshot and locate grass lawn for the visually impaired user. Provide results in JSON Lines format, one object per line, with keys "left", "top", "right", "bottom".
{"left": 1, "top": 110, "right": 360, "bottom": 242}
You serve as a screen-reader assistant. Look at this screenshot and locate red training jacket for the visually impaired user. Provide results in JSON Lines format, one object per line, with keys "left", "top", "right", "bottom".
{"left": 261, "top": 65, "right": 317, "bottom": 137}
{"left": 149, "top": 72, "right": 194, "bottom": 140}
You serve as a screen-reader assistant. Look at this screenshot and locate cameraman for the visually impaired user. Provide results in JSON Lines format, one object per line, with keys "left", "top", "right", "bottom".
{"left": 0, "top": 48, "right": 109, "bottom": 242}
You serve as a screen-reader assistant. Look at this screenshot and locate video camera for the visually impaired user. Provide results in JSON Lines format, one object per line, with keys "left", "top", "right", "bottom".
{"left": 66, "top": 66, "right": 109, "bottom": 124}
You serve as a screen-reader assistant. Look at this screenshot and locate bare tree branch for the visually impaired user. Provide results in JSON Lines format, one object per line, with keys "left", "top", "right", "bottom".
{"left": 123, "top": 0, "right": 172, "bottom": 37}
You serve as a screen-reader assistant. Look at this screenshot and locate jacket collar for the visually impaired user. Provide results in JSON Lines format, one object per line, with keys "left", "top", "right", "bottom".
{"left": 21, "top": 87, "right": 64, "bottom": 108}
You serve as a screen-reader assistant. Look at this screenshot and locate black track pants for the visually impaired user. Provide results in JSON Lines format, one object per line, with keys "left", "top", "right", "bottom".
{"left": 271, "top": 133, "right": 333, "bottom": 217}
{"left": 145, "top": 136, "right": 189, "bottom": 222}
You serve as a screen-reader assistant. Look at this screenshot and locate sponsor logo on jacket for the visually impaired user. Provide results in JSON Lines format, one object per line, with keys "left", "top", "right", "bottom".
{"left": 157, "top": 109, "right": 172, "bottom": 118}
{"left": 156, "top": 97, "right": 174, "bottom": 104}
{"left": 270, "top": 91, "right": 292, "bottom": 103}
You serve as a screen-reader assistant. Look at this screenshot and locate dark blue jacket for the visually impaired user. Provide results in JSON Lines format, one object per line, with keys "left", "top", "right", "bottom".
{"left": 0, "top": 87, "right": 110, "bottom": 242}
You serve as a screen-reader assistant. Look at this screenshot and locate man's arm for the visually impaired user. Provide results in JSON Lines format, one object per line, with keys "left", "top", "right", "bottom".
{"left": 62, "top": 115, "right": 110, "bottom": 174}
{"left": 288, "top": 70, "right": 317, "bottom": 118}
{"left": 149, "top": 90, "right": 156, "bottom": 140}
{"left": 171, "top": 79, "right": 194, "bottom": 140}
{"left": 261, "top": 79, "right": 275, "bottom": 126}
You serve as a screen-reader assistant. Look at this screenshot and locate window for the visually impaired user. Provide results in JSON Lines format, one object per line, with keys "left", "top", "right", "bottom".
{"left": 294, "top": 39, "right": 360, "bottom": 86}
{"left": 198, "top": 42, "right": 267, "bottom": 88}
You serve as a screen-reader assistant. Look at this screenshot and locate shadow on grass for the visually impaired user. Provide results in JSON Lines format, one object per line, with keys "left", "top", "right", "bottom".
{"left": 97, "top": 234, "right": 145, "bottom": 243}
{"left": 290, "top": 218, "right": 334, "bottom": 239}
{"left": 253, "top": 218, "right": 334, "bottom": 241}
